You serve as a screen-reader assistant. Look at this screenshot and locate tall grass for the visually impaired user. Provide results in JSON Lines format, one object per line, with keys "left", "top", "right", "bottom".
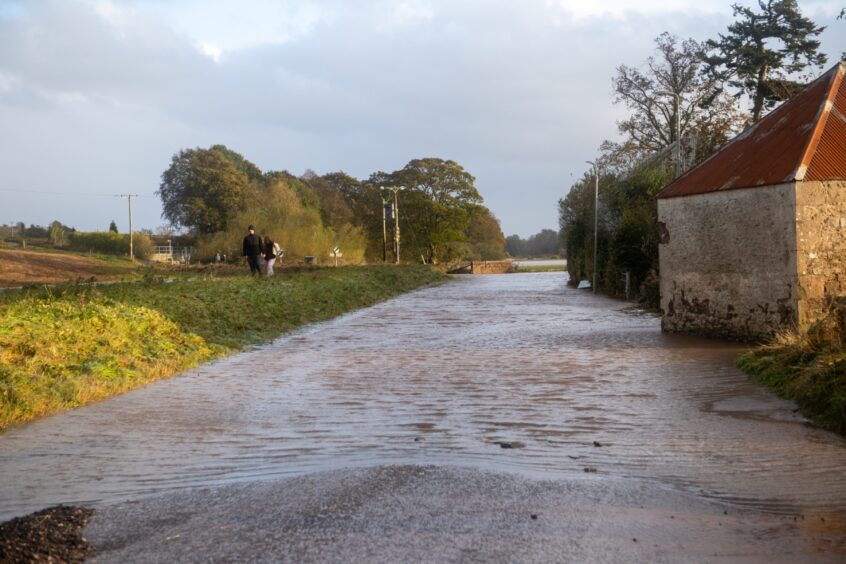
{"left": 737, "top": 298, "right": 846, "bottom": 434}
{"left": 0, "top": 265, "right": 445, "bottom": 428}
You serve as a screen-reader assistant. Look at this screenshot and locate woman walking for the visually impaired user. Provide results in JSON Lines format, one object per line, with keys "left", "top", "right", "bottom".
{"left": 263, "top": 234, "right": 279, "bottom": 277}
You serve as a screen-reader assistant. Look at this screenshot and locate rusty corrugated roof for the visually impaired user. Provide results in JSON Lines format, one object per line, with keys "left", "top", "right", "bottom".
{"left": 657, "top": 62, "right": 846, "bottom": 199}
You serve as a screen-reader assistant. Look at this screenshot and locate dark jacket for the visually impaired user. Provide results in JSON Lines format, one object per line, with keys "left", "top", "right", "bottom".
{"left": 263, "top": 239, "right": 276, "bottom": 261}
{"left": 243, "top": 233, "right": 263, "bottom": 257}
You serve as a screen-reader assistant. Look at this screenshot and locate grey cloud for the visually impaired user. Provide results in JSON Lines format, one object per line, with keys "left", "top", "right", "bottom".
{"left": 0, "top": 0, "right": 843, "bottom": 236}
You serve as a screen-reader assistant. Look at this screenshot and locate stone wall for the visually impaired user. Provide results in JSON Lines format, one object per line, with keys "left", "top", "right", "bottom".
{"left": 795, "top": 180, "right": 846, "bottom": 328}
{"left": 658, "top": 183, "right": 798, "bottom": 341}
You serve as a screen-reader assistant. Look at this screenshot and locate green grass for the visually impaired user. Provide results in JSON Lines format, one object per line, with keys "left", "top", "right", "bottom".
{"left": 0, "top": 265, "right": 446, "bottom": 428}
{"left": 736, "top": 300, "right": 846, "bottom": 435}
{"left": 511, "top": 264, "right": 567, "bottom": 273}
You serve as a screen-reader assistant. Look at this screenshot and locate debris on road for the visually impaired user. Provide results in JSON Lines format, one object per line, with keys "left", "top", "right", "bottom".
{"left": 0, "top": 505, "right": 95, "bottom": 564}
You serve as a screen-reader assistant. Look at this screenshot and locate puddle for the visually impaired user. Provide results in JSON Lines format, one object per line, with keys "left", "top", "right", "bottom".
{"left": 1, "top": 273, "right": 846, "bottom": 522}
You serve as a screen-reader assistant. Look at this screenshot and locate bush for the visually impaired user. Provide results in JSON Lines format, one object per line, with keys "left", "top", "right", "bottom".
{"left": 67, "top": 232, "right": 153, "bottom": 259}
{"left": 737, "top": 297, "right": 846, "bottom": 434}
{"left": 196, "top": 179, "right": 367, "bottom": 263}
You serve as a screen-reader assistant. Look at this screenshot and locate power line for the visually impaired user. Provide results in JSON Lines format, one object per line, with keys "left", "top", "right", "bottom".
{"left": 0, "top": 188, "right": 156, "bottom": 198}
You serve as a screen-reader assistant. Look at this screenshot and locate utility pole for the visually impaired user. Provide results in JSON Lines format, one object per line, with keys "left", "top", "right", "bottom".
{"left": 381, "top": 186, "right": 405, "bottom": 264}
{"left": 672, "top": 92, "right": 681, "bottom": 177}
{"left": 587, "top": 161, "right": 599, "bottom": 293}
{"left": 381, "top": 195, "right": 390, "bottom": 263}
{"left": 393, "top": 188, "right": 401, "bottom": 264}
{"left": 117, "top": 194, "right": 139, "bottom": 260}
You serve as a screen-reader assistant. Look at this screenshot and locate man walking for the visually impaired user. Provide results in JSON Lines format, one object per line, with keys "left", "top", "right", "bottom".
{"left": 242, "top": 225, "right": 263, "bottom": 275}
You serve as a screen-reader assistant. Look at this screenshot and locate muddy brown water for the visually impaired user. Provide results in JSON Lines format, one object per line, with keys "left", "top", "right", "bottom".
{"left": 2, "top": 272, "right": 846, "bottom": 523}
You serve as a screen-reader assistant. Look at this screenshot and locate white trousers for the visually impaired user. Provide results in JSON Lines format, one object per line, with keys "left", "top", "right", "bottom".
{"left": 265, "top": 257, "right": 276, "bottom": 277}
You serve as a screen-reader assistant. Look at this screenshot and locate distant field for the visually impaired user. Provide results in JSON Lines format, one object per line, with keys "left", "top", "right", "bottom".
{"left": 512, "top": 259, "right": 566, "bottom": 272}
{"left": 0, "top": 249, "right": 138, "bottom": 288}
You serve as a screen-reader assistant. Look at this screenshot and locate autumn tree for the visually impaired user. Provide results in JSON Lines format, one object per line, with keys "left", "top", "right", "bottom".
{"left": 48, "top": 221, "right": 66, "bottom": 246}
{"left": 301, "top": 172, "right": 356, "bottom": 232}
{"left": 211, "top": 144, "right": 264, "bottom": 184}
{"left": 703, "top": 0, "right": 827, "bottom": 123}
{"left": 158, "top": 147, "right": 253, "bottom": 234}
{"left": 322, "top": 172, "right": 385, "bottom": 258}
{"left": 466, "top": 206, "right": 507, "bottom": 260}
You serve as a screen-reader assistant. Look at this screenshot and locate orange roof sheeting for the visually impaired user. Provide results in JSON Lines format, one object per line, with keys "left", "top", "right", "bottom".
{"left": 657, "top": 62, "right": 846, "bottom": 199}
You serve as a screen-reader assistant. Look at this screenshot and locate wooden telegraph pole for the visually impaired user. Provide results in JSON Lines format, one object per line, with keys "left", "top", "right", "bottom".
{"left": 381, "top": 186, "right": 405, "bottom": 264}
{"left": 117, "top": 194, "right": 139, "bottom": 260}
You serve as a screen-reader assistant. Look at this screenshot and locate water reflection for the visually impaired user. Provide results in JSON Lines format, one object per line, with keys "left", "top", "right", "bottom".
{"left": 2, "top": 273, "right": 846, "bottom": 520}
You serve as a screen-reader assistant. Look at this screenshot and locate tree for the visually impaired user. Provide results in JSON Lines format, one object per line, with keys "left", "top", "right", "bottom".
{"left": 24, "top": 224, "right": 48, "bottom": 238}
{"left": 703, "top": 0, "right": 827, "bottom": 123}
{"left": 527, "top": 229, "right": 561, "bottom": 257}
{"left": 210, "top": 144, "right": 264, "bottom": 184}
{"left": 508, "top": 229, "right": 562, "bottom": 258}
{"left": 840, "top": 8, "right": 845, "bottom": 60}
{"left": 375, "top": 158, "right": 484, "bottom": 263}
{"left": 392, "top": 158, "right": 482, "bottom": 208}
{"left": 559, "top": 174, "right": 599, "bottom": 285}
{"left": 611, "top": 33, "right": 746, "bottom": 167}
{"left": 322, "top": 172, "right": 385, "bottom": 259}
{"left": 505, "top": 235, "right": 525, "bottom": 257}
{"left": 109, "top": 220, "right": 118, "bottom": 233}
{"left": 466, "top": 206, "right": 507, "bottom": 260}
{"left": 48, "top": 221, "right": 66, "bottom": 246}
{"left": 301, "top": 173, "right": 356, "bottom": 232}
{"left": 157, "top": 147, "right": 253, "bottom": 234}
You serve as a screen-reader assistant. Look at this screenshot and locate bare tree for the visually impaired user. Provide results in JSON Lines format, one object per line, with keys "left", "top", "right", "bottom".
{"left": 609, "top": 33, "right": 746, "bottom": 170}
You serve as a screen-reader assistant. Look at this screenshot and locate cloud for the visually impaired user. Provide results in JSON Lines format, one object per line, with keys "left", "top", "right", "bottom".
{"left": 545, "top": 0, "right": 725, "bottom": 22}
{"left": 0, "top": 0, "right": 843, "bottom": 236}
{"left": 377, "top": 1, "right": 436, "bottom": 29}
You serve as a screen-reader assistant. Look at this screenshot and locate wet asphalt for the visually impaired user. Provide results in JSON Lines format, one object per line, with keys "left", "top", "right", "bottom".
{"left": 84, "top": 465, "right": 843, "bottom": 563}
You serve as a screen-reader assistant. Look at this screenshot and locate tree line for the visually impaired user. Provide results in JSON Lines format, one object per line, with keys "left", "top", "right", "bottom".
{"left": 505, "top": 230, "right": 561, "bottom": 258}
{"left": 559, "top": 0, "right": 838, "bottom": 306}
{"left": 157, "top": 145, "right": 507, "bottom": 264}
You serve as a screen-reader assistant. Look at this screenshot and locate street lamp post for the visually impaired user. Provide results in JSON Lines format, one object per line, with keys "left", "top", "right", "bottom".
{"left": 587, "top": 160, "right": 599, "bottom": 293}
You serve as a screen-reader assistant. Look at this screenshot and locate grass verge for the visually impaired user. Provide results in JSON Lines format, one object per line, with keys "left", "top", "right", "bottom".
{"left": 512, "top": 264, "right": 567, "bottom": 273}
{"left": 736, "top": 299, "right": 846, "bottom": 434}
{"left": 0, "top": 265, "right": 446, "bottom": 429}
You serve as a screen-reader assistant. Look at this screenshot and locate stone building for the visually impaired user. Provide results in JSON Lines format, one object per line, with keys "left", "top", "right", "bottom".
{"left": 656, "top": 62, "right": 846, "bottom": 341}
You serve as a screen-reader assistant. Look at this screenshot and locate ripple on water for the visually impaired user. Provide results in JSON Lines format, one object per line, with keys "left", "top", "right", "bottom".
{"left": 1, "top": 273, "right": 846, "bottom": 521}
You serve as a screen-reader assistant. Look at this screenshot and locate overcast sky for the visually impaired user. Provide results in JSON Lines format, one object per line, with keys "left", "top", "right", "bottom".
{"left": 1, "top": 0, "right": 843, "bottom": 237}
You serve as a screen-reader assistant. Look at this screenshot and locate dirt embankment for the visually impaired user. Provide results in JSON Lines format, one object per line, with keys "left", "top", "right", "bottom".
{"left": 0, "top": 249, "right": 134, "bottom": 288}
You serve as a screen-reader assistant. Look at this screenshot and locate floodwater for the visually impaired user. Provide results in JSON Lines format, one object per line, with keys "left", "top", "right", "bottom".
{"left": 2, "top": 272, "right": 846, "bottom": 524}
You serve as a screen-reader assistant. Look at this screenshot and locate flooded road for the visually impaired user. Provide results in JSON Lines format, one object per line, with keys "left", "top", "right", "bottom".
{"left": 2, "top": 272, "right": 846, "bottom": 525}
